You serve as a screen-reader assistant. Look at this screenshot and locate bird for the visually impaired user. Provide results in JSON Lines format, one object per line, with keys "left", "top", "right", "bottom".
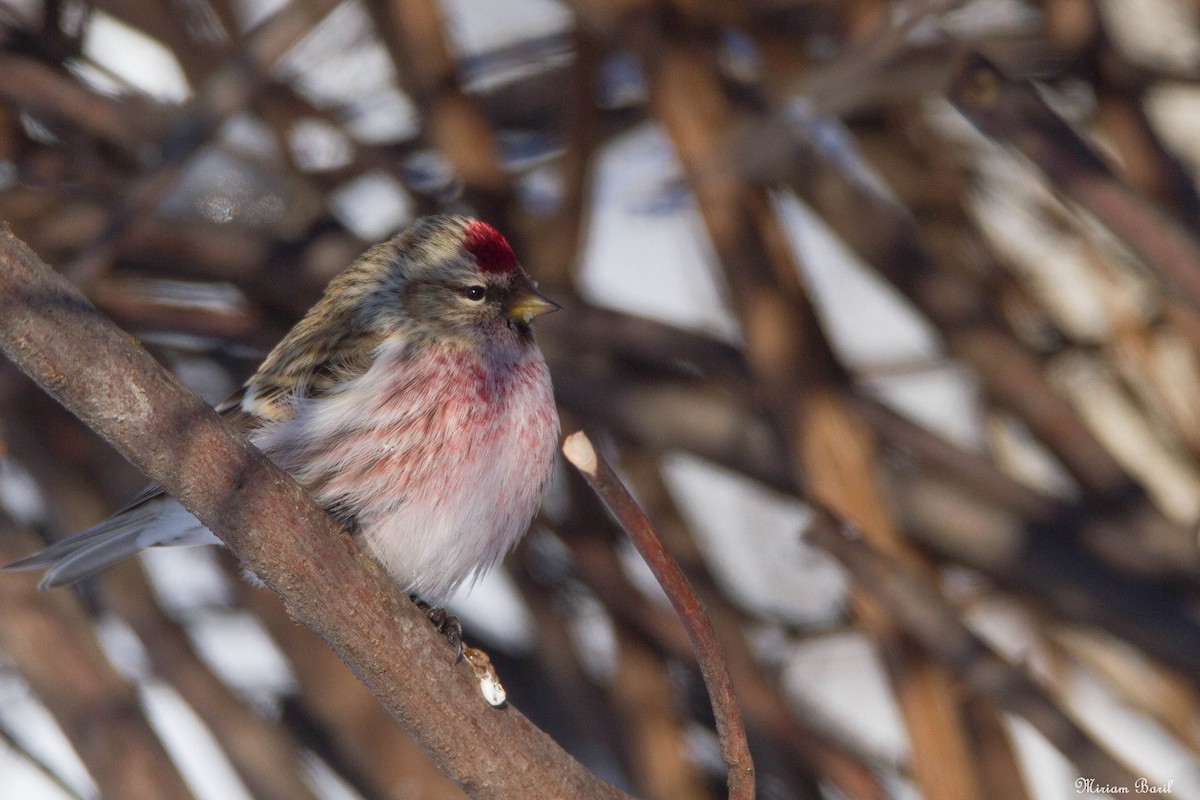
{"left": 4, "top": 215, "right": 562, "bottom": 618}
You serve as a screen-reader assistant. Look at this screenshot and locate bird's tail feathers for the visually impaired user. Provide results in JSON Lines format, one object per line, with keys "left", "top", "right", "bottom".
{"left": 2, "top": 497, "right": 216, "bottom": 589}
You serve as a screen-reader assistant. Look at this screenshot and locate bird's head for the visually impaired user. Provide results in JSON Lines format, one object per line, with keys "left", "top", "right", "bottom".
{"left": 346, "top": 216, "right": 559, "bottom": 350}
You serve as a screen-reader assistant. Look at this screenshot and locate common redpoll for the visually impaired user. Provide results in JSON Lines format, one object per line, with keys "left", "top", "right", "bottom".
{"left": 5, "top": 216, "right": 561, "bottom": 608}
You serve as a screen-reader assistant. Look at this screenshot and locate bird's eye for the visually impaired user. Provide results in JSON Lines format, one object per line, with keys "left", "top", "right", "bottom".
{"left": 462, "top": 285, "right": 486, "bottom": 302}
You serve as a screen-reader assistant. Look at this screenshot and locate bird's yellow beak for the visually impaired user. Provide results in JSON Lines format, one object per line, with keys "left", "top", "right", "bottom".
{"left": 505, "top": 287, "right": 561, "bottom": 323}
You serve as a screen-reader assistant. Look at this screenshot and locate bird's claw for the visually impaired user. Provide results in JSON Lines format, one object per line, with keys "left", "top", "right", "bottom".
{"left": 411, "top": 597, "right": 504, "bottom": 704}
{"left": 415, "top": 600, "right": 464, "bottom": 663}
{"left": 442, "top": 615, "right": 464, "bottom": 664}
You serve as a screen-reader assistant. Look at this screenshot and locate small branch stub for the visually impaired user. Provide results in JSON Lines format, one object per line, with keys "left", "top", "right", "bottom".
{"left": 561, "top": 430, "right": 598, "bottom": 477}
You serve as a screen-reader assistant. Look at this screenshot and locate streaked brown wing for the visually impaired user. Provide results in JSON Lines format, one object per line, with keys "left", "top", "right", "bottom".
{"left": 239, "top": 316, "right": 386, "bottom": 422}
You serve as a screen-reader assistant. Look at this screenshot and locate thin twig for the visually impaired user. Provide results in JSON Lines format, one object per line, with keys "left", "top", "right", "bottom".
{"left": 561, "top": 430, "right": 755, "bottom": 800}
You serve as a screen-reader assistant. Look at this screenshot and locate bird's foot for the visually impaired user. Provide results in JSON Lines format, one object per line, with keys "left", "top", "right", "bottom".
{"left": 410, "top": 598, "right": 506, "bottom": 705}
{"left": 413, "top": 599, "right": 464, "bottom": 663}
